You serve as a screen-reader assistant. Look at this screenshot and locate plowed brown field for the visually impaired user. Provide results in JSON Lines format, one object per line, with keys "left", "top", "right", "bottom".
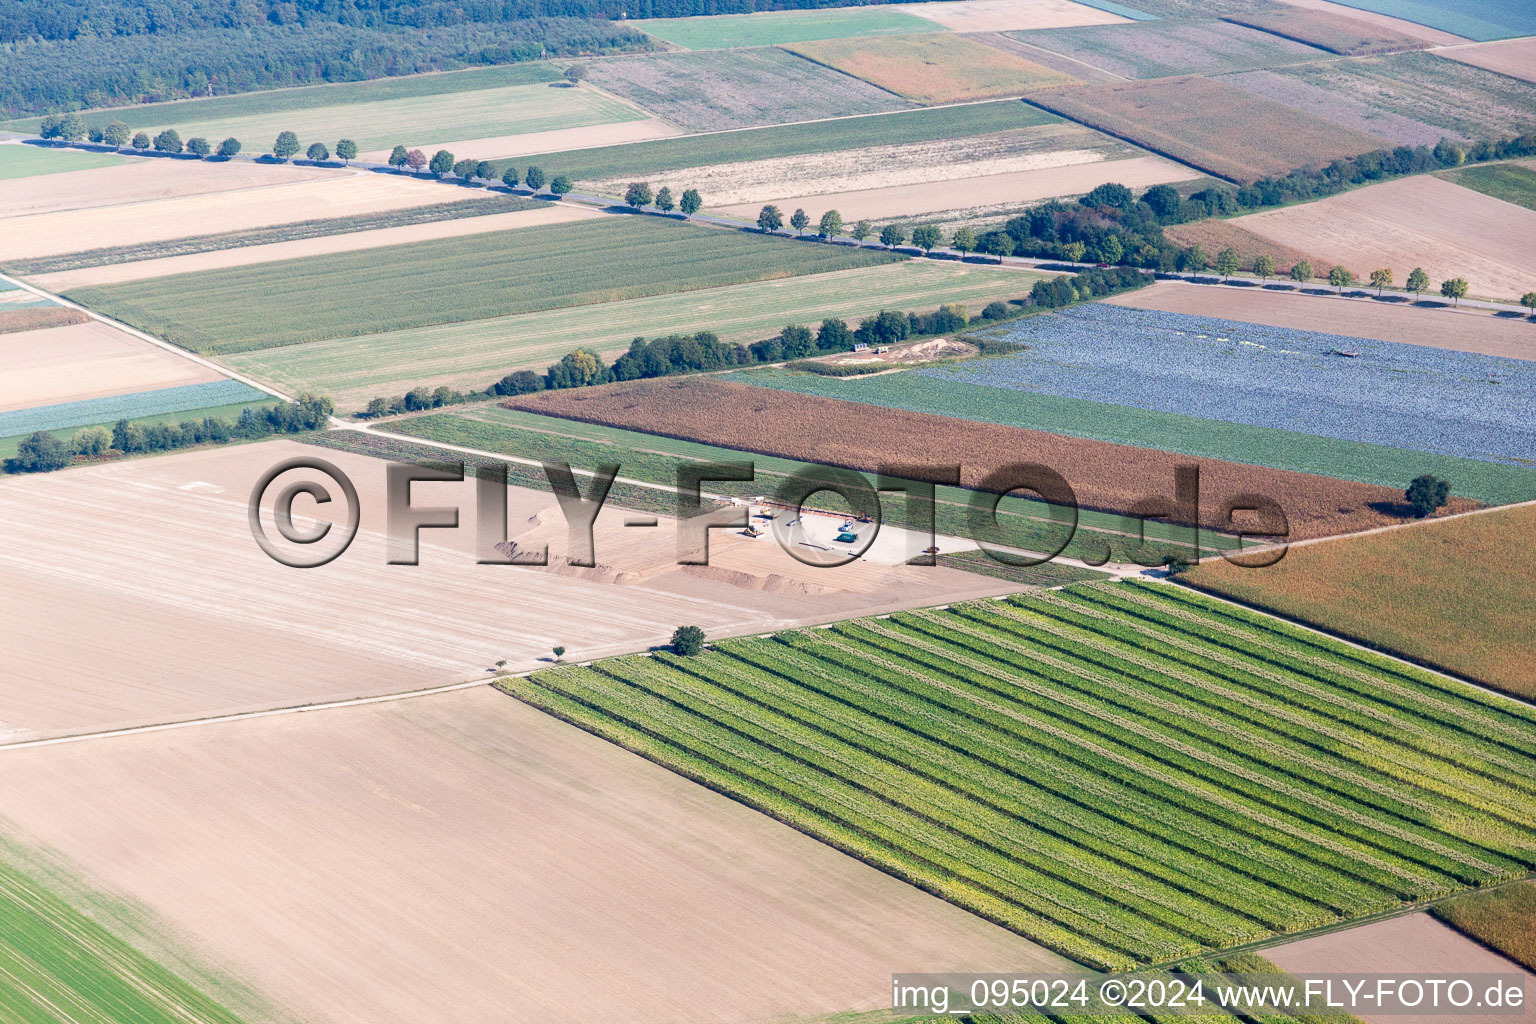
{"left": 506, "top": 377, "right": 1462, "bottom": 539}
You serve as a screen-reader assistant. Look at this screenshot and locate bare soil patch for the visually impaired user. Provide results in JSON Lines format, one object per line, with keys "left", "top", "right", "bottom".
{"left": 30, "top": 205, "right": 602, "bottom": 291}
{"left": 506, "top": 376, "right": 1453, "bottom": 540}
{"left": 1231, "top": 174, "right": 1536, "bottom": 301}
{"left": 902, "top": 0, "right": 1128, "bottom": 32}
{"left": 359, "top": 118, "right": 683, "bottom": 163}
{"left": 0, "top": 439, "right": 1017, "bottom": 741}
{"left": 1102, "top": 280, "right": 1536, "bottom": 360}
{"left": 1268, "top": 913, "right": 1535, "bottom": 1024}
{"left": 0, "top": 320, "right": 224, "bottom": 412}
{"left": 715, "top": 154, "right": 1196, "bottom": 221}
{"left": 1162, "top": 219, "right": 1330, "bottom": 277}
{"left": 816, "top": 336, "right": 979, "bottom": 367}
{"left": 0, "top": 687, "right": 1062, "bottom": 1023}
{"left": 0, "top": 306, "right": 90, "bottom": 335}
{"left": 0, "top": 158, "right": 334, "bottom": 220}
{"left": 1223, "top": 8, "right": 1430, "bottom": 54}
{"left": 1436, "top": 37, "right": 1536, "bottom": 85}
{"left": 1026, "top": 76, "right": 1390, "bottom": 182}
{"left": 0, "top": 172, "right": 485, "bottom": 263}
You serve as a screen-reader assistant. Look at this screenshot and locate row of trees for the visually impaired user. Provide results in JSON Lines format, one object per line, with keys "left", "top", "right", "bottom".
{"left": 1189, "top": 248, "right": 1483, "bottom": 305}
{"left": 4, "top": 395, "right": 333, "bottom": 475}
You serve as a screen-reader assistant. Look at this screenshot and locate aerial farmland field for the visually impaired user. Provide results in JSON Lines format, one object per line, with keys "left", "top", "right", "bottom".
{"left": 632, "top": 5, "right": 938, "bottom": 48}
{"left": 1439, "top": 160, "right": 1536, "bottom": 211}
{"left": 785, "top": 32, "right": 1076, "bottom": 103}
{"left": 0, "top": 142, "right": 132, "bottom": 179}
{"left": 1220, "top": 8, "right": 1431, "bottom": 54}
{"left": 1436, "top": 36, "right": 1536, "bottom": 85}
{"left": 64, "top": 216, "right": 901, "bottom": 354}
{"left": 1011, "top": 19, "right": 1328, "bottom": 78}
{"left": 1315, "top": 0, "right": 1536, "bottom": 40}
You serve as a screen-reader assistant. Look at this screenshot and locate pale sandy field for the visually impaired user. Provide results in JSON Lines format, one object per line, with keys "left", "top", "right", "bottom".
{"left": 1103, "top": 280, "right": 1536, "bottom": 360}
{"left": 1231, "top": 175, "right": 1536, "bottom": 301}
{"left": 715, "top": 153, "right": 1196, "bottom": 222}
{"left": 900, "top": 0, "right": 1126, "bottom": 31}
{"left": 0, "top": 687, "right": 1062, "bottom": 1024}
{"left": 0, "top": 158, "right": 333, "bottom": 219}
{"left": 1274, "top": 0, "right": 1467, "bottom": 44}
{"left": 359, "top": 117, "right": 684, "bottom": 163}
{"left": 1436, "top": 37, "right": 1536, "bottom": 85}
{"left": 1268, "top": 912, "right": 1535, "bottom": 1024}
{"left": 0, "top": 171, "right": 486, "bottom": 262}
{"left": 0, "top": 320, "right": 225, "bottom": 411}
{"left": 0, "top": 439, "right": 1015, "bottom": 741}
{"left": 31, "top": 204, "right": 604, "bottom": 290}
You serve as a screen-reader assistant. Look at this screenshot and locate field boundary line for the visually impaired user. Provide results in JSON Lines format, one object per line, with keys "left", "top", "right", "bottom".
{"left": 1230, "top": 495, "right": 1536, "bottom": 558}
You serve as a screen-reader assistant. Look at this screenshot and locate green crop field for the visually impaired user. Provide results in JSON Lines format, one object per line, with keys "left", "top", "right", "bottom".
{"left": 1441, "top": 161, "right": 1536, "bottom": 211}
{"left": 494, "top": 100, "right": 1058, "bottom": 182}
{"left": 1011, "top": 19, "right": 1327, "bottom": 79}
{"left": 385, "top": 405, "right": 1236, "bottom": 565}
{"left": 0, "top": 842, "right": 255, "bottom": 1023}
{"left": 0, "top": 144, "right": 132, "bottom": 180}
{"left": 635, "top": 6, "right": 941, "bottom": 49}
{"left": 740, "top": 367, "right": 1536, "bottom": 506}
{"left": 504, "top": 580, "right": 1536, "bottom": 969}
{"left": 67, "top": 217, "right": 901, "bottom": 355}
{"left": 223, "top": 261, "right": 1042, "bottom": 407}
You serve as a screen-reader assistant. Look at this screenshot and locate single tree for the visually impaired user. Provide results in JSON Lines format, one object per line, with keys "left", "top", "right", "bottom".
{"left": 1182, "top": 245, "right": 1207, "bottom": 272}
{"left": 11, "top": 431, "right": 72, "bottom": 472}
{"left": 452, "top": 157, "right": 479, "bottom": 179}
{"left": 272, "top": 131, "right": 300, "bottom": 161}
{"left": 951, "top": 226, "right": 976, "bottom": 256}
{"left": 103, "top": 121, "right": 131, "bottom": 148}
{"left": 1329, "top": 265, "right": 1355, "bottom": 294}
{"left": 307, "top": 141, "right": 330, "bottom": 162}
{"left": 501, "top": 165, "right": 520, "bottom": 189}
{"left": 153, "top": 128, "right": 183, "bottom": 154}
{"left": 654, "top": 186, "right": 675, "bottom": 213}
{"left": 671, "top": 625, "right": 706, "bottom": 656}
{"left": 475, "top": 160, "right": 495, "bottom": 181}
{"left": 336, "top": 138, "right": 357, "bottom": 165}
{"left": 218, "top": 137, "right": 242, "bottom": 157}
{"left": 1369, "top": 267, "right": 1393, "bottom": 295}
{"left": 1062, "top": 240, "right": 1087, "bottom": 263}
{"left": 625, "top": 181, "right": 654, "bottom": 209}
{"left": 1214, "top": 247, "right": 1241, "bottom": 279}
{"left": 818, "top": 209, "right": 843, "bottom": 239}
{"left": 850, "top": 219, "right": 872, "bottom": 244}
{"left": 1098, "top": 234, "right": 1124, "bottom": 266}
{"left": 552, "top": 645, "right": 566, "bottom": 660}
{"left": 565, "top": 64, "right": 588, "bottom": 84}
{"left": 185, "top": 136, "right": 210, "bottom": 157}
{"left": 549, "top": 174, "right": 574, "bottom": 195}
{"left": 1405, "top": 474, "right": 1450, "bottom": 518}
{"left": 364, "top": 397, "right": 388, "bottom": 418}
{"left": 1440, "top": 277, "right": 1468, "bottom": 306}
{"left": 388, "top": 144, "right": 410, "bottom": 168}
{"left": 405, "top": 148, "right": 428, "bottom": 172}
{"left": 524, "top": 165, "right": 546, "bottom": 191}
{"left": 679, "top": 188, "right": 702, "bottom": 218}
{"left": 1521, "top": 291, "right": 1536, "bottom": 317}
{"left": 757, "top": 204, "right": 784, "bottom": 233}
{"left": 980, "top": 232, "right": 1011, "bottom": 263}
{"left": 879, "top": 224, "right": 905, "bottom": 249}
{"left": 1252, "top": 253, "right": 1274, "bottom": 281}
{"left": 790, "top": 208, "right": 810, "bottom": 235}
{"left": 130, "top": 132, "right": 151, "bottom": 150}
{"left": 911, "top": 224, "right": 941, "bottom": 253}
{"left": 1406, "top": 266, "right": 1430, "bottom": 297}
{"left": 56, "top": 113, "right": 86, "bottom": 141}
{"left": 1289, "top": 259, "right": 1312, "bottom": 283}
{"left": 429, "top": 149, "right": 455, "bottom": 177}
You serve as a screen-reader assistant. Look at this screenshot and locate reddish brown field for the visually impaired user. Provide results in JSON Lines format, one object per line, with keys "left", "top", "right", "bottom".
{"left": 0, "top": 305, "right": 89, "bottom": 334}
{"left": 1162, "top": 220, "right": 1331, "bottom": 277}
{"left": 505, "top": 376, "right": 1461, "bottom": 540}
{"left": 1026, "top": 77, "right": 1389, "bottom": 182}
{"left": 1222, "top": 10, "right": 1429, "bottom": 55}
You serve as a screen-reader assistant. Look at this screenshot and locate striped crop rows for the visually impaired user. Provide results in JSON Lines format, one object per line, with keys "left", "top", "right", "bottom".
{"left": 501, "top": 582, "right": 1536, "bottom": 970}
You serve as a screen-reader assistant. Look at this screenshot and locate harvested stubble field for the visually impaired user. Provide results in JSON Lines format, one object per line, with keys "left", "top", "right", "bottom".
{"left": 510, "top": 99, "right": 1058, "bottom": 182}
{"left": 507, "top": 580, "right": 1536, "bottom": 968}
{"left": 1103, "top": 280, "right": 1536, "bottom": 361}
{"left": 68, "top": 216, "right": 900, "bottom": 354}
{"left": 900, "top": 0, "right": 1130, "bottom": 32}
{"left": 1230, "top": 174, "right": 1536, "bottom": 301}
{"left": 1025, "top": 76, "right": 1388, "bottom": 182}
{"left": 1161, "top": 219, "right": 1329, "bottom": 277}
{"left": 785, "top": 33, "right": 1076, "bottom": 103}
{"left": 0, "top": 171, "right": 474, "bottom": 262}
{"left": 633, "top": 5, "right": 939, "bottom": 48}
{"left": 1243, "top": 51, "right": 1536, "bottom": 143}
{"left": 0, "top": 688, "right": 1058, "bottom": 1024}
{"left": 1440, "top": 161, "right": 1536, "bottom": 211}
{"left": 1010, "top": 19, "right": 1328, "bottom": 79}
{"left": 1431, "top": 882, "right": 1536, "bottom": 972}
{"left": 0, "top": 157, "right": 333, "bottom": 220}
{"left": 1436, "top": 37, "right": 1536, "bottom": 86}
{"left": 224, "top": 261, "right": 1036, "bottom": 407}
{"left": 1219, "top": 68, "right": 1449, "bottom": 148}
{"left": 584, "top": 48, "right": 913, "bottom": 132}
{"left": 0, "top": 142, "right": 131, "bottom": 179}
{"left": 1261, "top": 0, "right": 1465, "bottom": 45}
{"left": 1220, "top": 8, "right": 1428, "bottom": 54}
{"left": 0, "top": 305, "right": 89, "bottom": 335}
{"left": 0, "top": 319, "right": 223, "bottom": 412}
{"left": 1184, "top": 502, "right": 1536, "bottom": 699}
{"left": 507, "top": 376, "right": 1447, "bottom": 540}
